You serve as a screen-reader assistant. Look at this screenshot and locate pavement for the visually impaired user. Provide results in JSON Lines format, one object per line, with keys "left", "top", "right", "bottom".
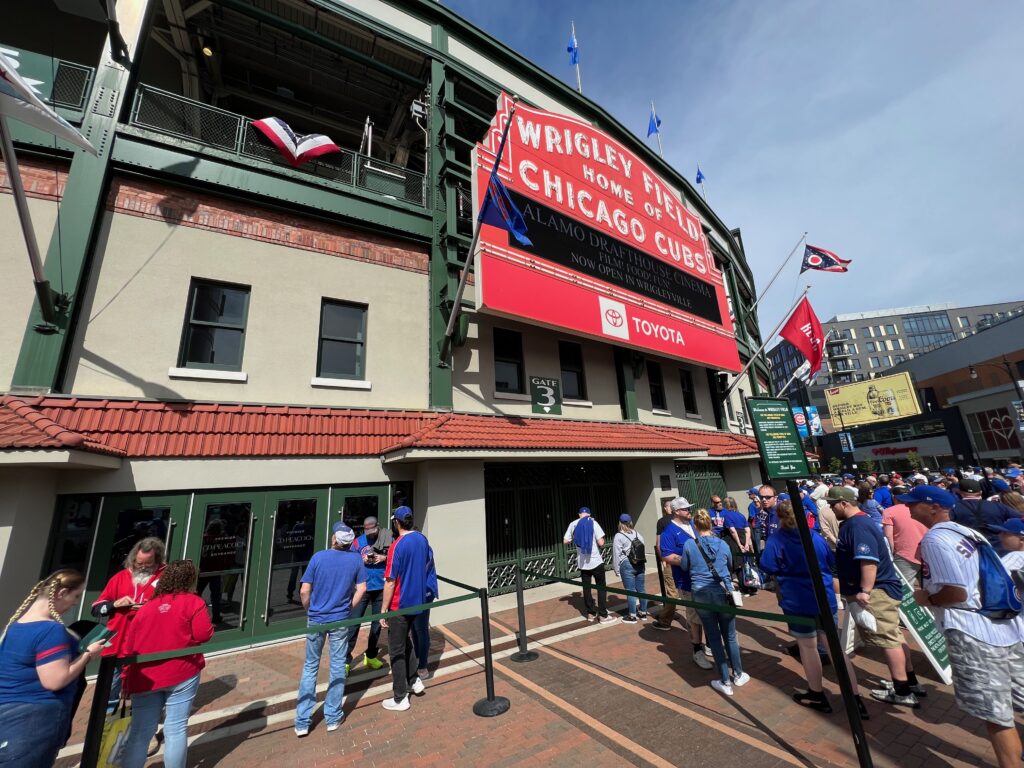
{"left": 58, "top": 578, "right": 1014, "bottom": 767}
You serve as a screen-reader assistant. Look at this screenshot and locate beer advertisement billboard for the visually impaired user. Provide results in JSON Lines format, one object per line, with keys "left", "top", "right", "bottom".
{"left": 472, "top": 92, "right": 741, "bottom": 372}
{"left": 823, "top": 372, "right": 922, "bottom": 428}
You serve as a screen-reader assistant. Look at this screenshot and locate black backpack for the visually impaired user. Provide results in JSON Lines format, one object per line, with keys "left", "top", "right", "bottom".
{"left": 626, "top": 533, "right": 646, "bottom": 567}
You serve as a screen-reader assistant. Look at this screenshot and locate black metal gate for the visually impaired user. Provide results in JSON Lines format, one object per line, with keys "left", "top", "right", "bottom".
{"left": 674, "top": 461, "right": 728, "bottom": 510}
{"left": 484, "top": 462, "right": 625, "bottom": 595}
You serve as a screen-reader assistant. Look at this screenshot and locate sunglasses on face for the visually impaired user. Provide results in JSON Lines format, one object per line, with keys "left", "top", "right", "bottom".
{"left": 759, "top": 495, "right": 775, "bottom": 500}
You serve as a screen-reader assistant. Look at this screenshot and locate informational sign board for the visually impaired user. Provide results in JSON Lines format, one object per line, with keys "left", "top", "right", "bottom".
{"left": 530, "top": 376, "right": 562, "bottom": 415}
{"left": 746, "top": 397, "right": 811, "bottom": 479}
{"left": 838, "top": 432, "right": 855, "bottom": 453}
{"left": 473, "top": 92, "right": 741, "bottom": 372}
{"left": 823, "top": 372, "right": 922, "bottom": 428}
{"left": 895, "top": 568, "right": 952, "bottom": 685}
{"left": 792, "top": 407, "right": 809, "bottom": 438}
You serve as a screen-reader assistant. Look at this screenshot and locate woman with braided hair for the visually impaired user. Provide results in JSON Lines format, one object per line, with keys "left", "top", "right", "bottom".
{"left": 0, "top": 570, "right": 107, "bottom": 766}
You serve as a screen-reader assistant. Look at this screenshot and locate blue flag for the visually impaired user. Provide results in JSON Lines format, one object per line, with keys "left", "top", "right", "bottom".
{"left": 647, "top": 109, "right": 661, "bottom": 137}
{"left": 567, "top": 29, "right": 579, "bottom": 65}
{"left": 480, "top": 172, "right": 532, "bottom": 247}
{"left": 695, "top": 165, "right": 705, "bottom": 184}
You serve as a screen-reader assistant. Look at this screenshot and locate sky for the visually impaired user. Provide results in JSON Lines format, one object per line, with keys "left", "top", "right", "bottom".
{"left": 441, "top": 0, "right": 1024, "bottom": 342}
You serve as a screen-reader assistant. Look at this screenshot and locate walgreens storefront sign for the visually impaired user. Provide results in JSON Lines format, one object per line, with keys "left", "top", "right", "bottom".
{"left": 473, "top": 93, "right": 741, "bottom": 372}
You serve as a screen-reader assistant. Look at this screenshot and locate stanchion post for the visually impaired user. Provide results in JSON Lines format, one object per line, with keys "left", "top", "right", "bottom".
{"left": 472, "top": 587, "right": 511, "bottom": 717}
{"left": 80, "top": 655, "right": 117, "bottom": 768}
{"left": 510, "top": 563, "right": 538, "bottom": 663}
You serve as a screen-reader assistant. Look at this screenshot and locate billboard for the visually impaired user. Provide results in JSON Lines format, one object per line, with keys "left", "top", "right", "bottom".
{"left": 473, "top": 93, "right": 741, "bottom": 372}
{"left": 823, "top": 372, "right": 922, "bottom": 428}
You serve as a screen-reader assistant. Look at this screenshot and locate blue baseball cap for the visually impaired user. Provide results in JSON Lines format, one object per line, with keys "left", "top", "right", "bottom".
{"left": 992, "top": 479, "right": 1011, "bottom": 492}
{"left": 578, "top": 506, "right": 591, "bottom": 516}
{"left": 747, "top": 487, "right": 760, "bottom": 496}
{"left": 332, "top": 524, "right": 355, "bottom": 545}
{"left": 619, "top": 513, "right": 632, "bottom": 524}
{"left": 778, "top": 493, "right": 791, "bottom": 501}
{"left": 393, "top": 505, "right": 414, "bottom": 522}
{"left": 1005, "top": 468, "right": 1022, "bottom": 479}
{"left": 841, "top": 473, "right": 854, "bottom": 480}
{"left": 895, "top": 485, "right": 957, "bottom": 508}
{"left": 991, "top": 519, "right": 1024, "bottom": 535}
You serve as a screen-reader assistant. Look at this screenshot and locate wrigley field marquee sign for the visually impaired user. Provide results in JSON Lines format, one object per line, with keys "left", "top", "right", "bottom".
{"left": 472, "top": 92, "right": 741, "bottom": 372}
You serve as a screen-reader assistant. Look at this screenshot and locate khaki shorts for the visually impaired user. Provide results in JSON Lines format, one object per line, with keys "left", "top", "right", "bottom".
{"left": 678, "top": 589, "right": 702, "bottom": 627}
{"left": 858, "top": 589, "right": 903, "bottom": 648}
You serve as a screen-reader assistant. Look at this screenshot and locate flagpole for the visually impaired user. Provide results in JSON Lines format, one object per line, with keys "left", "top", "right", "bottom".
{"left": 697, "top": 161, "right": 709, "bottom": 203}
{"left": 439, "top": 97, "right": 520, "bottom": 365}
{"left": 651, "top": 100, "right": 663, "bottom": 157}
{"left": 779, "top": 327, "right": 835, "bottom": 396}
{"left": 747, "top": 231, "right": 807, "bottom": 320}
{"left": 722, "top": 285, "right": 811, "bottom": 403}
{"left": 0, "top": 115, "right": 56, "bottom": 324}
{"left": 571, "top": 21, "right": 582, "bottom": 94}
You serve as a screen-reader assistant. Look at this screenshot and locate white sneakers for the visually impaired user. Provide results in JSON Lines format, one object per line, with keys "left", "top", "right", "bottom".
{"left": 710, "top": 679, "right": 734, "bottom": 696}
{"left": 326, "top": 721, "right": 341, "bottom": 732}
{"left": 382, "top": 696, "right": 410, "bottom": 711}
{"left": 598, "top": 615, "right": 618, "bottom": 625}
{"left": 733, "top": 672, "right": 751, "bottom": 687}
{"left": 411, "top": 677, "right": 425, "bottom": 695}
{"left": 294, "top": 726, "right": 309, "bottom": 737}
{"left": 692, "top": 650, "right": 713, "bottom": 670}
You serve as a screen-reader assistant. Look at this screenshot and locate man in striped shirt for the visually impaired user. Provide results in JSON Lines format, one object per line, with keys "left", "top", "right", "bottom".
{"left": 903, "top": 485, "right": 1024, "bottom": 768}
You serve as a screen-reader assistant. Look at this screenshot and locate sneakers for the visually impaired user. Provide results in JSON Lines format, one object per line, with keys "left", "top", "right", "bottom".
{"left": 598, "top": 614, "right": 618, "bottom": 625}
{"left": 793, "top": 688, "right": 833, "bottom": 713}
{"left": 869, "top": 687, "right": 920, "bottom": 709}
{"left": 382, "top": 696, "right": 410, "bottom": 711}
{"left": 876, "top": 678, "right": 927, "bottom": 698}
{"left": 326, "top": 721, "right": 341, "bottom": 732}
{"left": 637, "top": 611, "right": 649, "bottom": 620}
{"left": 585, "top": 613, "right": 597, "bottom": 623}
{"left": 621, "top": 614, "right": 638, "bottom": 624}
{"left": 345, "top": 663, "right": 350, "bottom": 675}
{"left": 294, "top": 726, "right": 309, "bottom": 737}
{"left": 364, "top": 654, "right": 384, "bottom": 671}
{"left": 416, "top": 668, "right": 430, "bottom": 680}
{"left": 693, "top": 650, "right": 713, "bottom": 670}
{"left": 650, "top": 620, "right": 671, "bottom": 631}
{"left": 732, "top": 672, "right": 751, "bottom": 687}
{"left": 710, "top": 679, "right": 734, "bottom": 696}
{"left": 704, "top": 644, "right": 715, "bottom": 658}
{"left": 411, "top": 677, "right": 425, "bottom": 695}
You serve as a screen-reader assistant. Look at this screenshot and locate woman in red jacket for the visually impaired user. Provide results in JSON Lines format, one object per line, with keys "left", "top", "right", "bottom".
{"left": 120, "top": 560, "right": 214, "bottom": 768}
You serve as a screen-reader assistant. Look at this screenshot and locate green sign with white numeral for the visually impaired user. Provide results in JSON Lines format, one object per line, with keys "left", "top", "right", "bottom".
{"left": 530, "top": 376, "right": 562, "bottom": 415}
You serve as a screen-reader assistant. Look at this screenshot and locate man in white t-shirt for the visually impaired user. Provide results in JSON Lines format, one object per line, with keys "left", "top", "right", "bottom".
{"left": 902, "top": 486, "right": 1024, "bottom": 768}
{"left": 564, "top": 507, "right": 616, "bottom": 625}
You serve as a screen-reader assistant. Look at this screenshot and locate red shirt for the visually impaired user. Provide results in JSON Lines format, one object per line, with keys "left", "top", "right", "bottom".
{"left": 93, "top": 566, "right": 165, "bottom": 657}
{"left": 121, "top": 593, "right": 214, "bottom": 694}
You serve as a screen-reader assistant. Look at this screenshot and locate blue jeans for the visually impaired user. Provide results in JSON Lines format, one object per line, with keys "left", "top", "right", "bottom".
{"left": 122, "top": 672, "right": 200, "bottom": 768}
{"left": 0, "top": 700, "right": 68, "bottom": 767}
{"left": 296, "top": 626, "right": 349, "bottom": 729}
{"left": 693, "top": 585, "right": 743, "bottom": 684}
{"left": 346, "top": 589, "right": 383, "bottom": 664}
{"left": 619, "top": 565, "right": 649, "bottom": 616}
{"left": 107, "top": 663, "right": 123, "bottom": 714}
{"left": 413, "top": 606, "right": 432, "bottom": 669}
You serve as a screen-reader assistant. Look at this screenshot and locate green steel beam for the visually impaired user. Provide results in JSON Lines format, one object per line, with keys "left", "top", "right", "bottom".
{"left": 427, "top": 39, "right": 453, "bottom": 408}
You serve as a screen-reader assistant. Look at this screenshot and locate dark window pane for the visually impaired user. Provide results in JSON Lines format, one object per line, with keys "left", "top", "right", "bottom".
{"left": 493, "top": 328, "right": 522, "bottom": 359}
{"left": 105, "top": 507, "right": 171, "bottom": 584}
{"left": 183, "top": 326, "right": 244, "bottom": 367}
{"left": 47, "top": 496, "right": 101, "bottom": 576}
{"left": 192, "top": 283, "right": 247, "bottom": 325}
{"left": 319, "top": 339, "right": 361, "bottom": 378}
{"left": 559, "top": 341, "right": 586, "bottom": 400}
{"left": 648, "top": 361, "right": 666, "bottom": 410}
{"left": 322, "top": 302, "right": 365, "bottom": 341}
{"left": 495, "top": 360, "right": 523, "bottom": 393}
{"left": 680, "top": 369, "right": 698, "bottom": 414}
{"left": 493, "top": 328, "right": 524, "bottom": 393}
{"left": 563, "top": 371, "right": 584, "bottom": 400}
{"left": 197, "top": 502, "right": 251, "bottom": 630}
{"left": 267, "top": 498, "right": 317, "bottom": 623}
{"left": 341, "top": 495, "right": 379, "bottom": 536}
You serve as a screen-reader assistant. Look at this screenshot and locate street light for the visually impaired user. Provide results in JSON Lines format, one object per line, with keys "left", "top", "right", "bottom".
{"left": 967, "top": 356, "right": 1024, "bottom": 402}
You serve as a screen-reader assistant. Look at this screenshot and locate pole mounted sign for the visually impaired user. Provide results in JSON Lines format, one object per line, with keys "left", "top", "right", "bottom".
{"left": 472, "top": 92, "right": 741, "bottom": 373}
{"left": 746, "top": 397, "right": 811, "bottom": 479}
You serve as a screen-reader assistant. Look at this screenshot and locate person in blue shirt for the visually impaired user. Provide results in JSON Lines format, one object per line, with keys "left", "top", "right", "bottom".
{"left": 746, "top": 488, "right": 762, "bottom": 553}
{"left": 760, "top": 501, "right": 840, "bottom": 713}
{"left": 294, "top": 525, "right": 367, "bottom": 736}
{"left": 721, "top": 498, "right": 754, "bottom": 595}
{"left": 412, "top": 542, "right": 439, "bottom": 681}
{"left": 709, "top": 495, "right": 727, "bottom": 537}
{"left": 678, "top": 510, "right": 749, "bottom": 696}
{"left": 829, "top": 485, "right": 923, "bottom": 714}
{"left": 659, "top": 498, "right": 711, "bottom": 669}
{"left": 873, "top": 474, "right": 894, "bottom": 509}
{"left": 856, "top": 482, "right": 885, "bottom": 529}
{"left": 345, "top": 516, "right": 388, "bottom": 673}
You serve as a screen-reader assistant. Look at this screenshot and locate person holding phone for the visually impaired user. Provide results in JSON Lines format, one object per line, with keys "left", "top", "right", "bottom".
{"left": 0, "top": 570, "right": 106, "bottom": 767}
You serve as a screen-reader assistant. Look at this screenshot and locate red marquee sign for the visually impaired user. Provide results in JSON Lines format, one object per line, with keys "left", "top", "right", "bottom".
{"left": 473, "top": 93, "right": 741, "bottom": 372}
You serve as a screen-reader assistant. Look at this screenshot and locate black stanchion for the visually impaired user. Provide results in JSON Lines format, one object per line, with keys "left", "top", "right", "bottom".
{"left": 472, "top": 587, "right": 511, "bottom": 717}
{"left": 510, "top": 563, "right": 538, "bottom": 663}
{"left": 80, "top": 655, "right": 116, "bottom": 768}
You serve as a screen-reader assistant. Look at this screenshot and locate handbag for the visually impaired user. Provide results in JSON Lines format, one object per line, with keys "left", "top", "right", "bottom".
{"left": 695, "top": 538, "right": 743, "bottom": 607}
{"left": 99, "top": 699, "right": 132, "bottom": 766}
{"left": 741, "top": 556, "right": 762, "bottom": 590}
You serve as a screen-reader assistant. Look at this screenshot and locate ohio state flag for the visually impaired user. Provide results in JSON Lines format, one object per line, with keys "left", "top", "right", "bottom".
{"left": 780, "top": 297, "right": 824, "bottom": 376}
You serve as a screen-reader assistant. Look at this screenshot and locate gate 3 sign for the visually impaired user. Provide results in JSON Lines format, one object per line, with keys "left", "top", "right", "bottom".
{"left": 530, "top": 376, "right": 562, "bottom": 415}
{"left": 473, "top": 92, "right": 741, "bottom": 373}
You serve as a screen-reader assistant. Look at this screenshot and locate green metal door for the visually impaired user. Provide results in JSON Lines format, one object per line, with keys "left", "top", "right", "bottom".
{"left": 675, "top": 461, "right": 728, "bottom": 511}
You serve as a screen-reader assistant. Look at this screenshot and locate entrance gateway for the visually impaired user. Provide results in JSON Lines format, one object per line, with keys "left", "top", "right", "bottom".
{"left": 47, "top": 484, "right": 396, "bottom": 652}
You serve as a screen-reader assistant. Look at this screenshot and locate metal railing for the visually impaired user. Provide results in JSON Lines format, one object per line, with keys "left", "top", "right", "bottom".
{"left": 51, "top": 59, "right": 94, "bottom": 112}
{"left": 128, "top": 85, "right": 427, "bottom": 207}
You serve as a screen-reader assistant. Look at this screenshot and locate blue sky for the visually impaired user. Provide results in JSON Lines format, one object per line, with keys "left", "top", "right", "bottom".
{"left": 442, "top": 1, "right": 1024, "bottom": 339}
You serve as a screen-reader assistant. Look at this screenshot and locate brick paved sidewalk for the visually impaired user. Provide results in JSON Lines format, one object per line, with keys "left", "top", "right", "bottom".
{"left": 59, "top": 579, "right": 1013, "bottom": 767}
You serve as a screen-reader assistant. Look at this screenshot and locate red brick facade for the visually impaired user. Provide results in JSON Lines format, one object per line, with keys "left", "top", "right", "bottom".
{"left": 0, "top": 158, "right": 69, "bottom": 201}
{"left": 105, "top": 176, "right": 429, "bottom": 274}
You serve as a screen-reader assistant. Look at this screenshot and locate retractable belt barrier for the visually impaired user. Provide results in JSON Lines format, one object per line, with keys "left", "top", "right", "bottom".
{"left": 80, "top": 575, "right": 507, "bottom": 768}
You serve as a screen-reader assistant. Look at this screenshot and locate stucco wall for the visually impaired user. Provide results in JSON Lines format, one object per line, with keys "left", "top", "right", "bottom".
{"left": 0, "top": 468, "right": 58, "bottom": 622}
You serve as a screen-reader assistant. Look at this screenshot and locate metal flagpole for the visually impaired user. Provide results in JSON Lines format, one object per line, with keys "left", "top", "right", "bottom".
{"left": 439, "top": 97, "right": 520, "bottom": 364}
{"left": 697, "top": 161, "right": 709, "bottom": 204}
{"left": 651, "top": 100, "right": 663, "bottom": 157}
{"left": 722, "top": 285, "right": 811, "bottom": 403}
{"left": 0, "top": 115, "right": 56, "bottom": 323}
{"left": 571, "top": 21, "right": 582, "bottom": 94}
{"left": 747, "top": 232, "right": 807, "bottom": 319}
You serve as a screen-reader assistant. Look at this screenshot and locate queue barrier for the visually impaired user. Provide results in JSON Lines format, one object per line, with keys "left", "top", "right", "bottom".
{"left": 80, "top": 576, "right": 507, "bottom": 768}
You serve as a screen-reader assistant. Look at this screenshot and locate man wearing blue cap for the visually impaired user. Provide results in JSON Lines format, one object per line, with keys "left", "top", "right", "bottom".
{"left": 903, "top": 486, "right": 1024, "bottom": 767}
{"left": 294, "top": 523, "right": 367, "bottom": 736}
{"left": 564, "top": 507, "right": 615, "bottom": 624}
{"left": 951, "top": 478, "right": 1021, "bottom": 552}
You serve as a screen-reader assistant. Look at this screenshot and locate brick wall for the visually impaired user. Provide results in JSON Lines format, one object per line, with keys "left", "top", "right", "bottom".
{"left": 0, "top": 158, "right": 69, "bottom": 201}
{"left": 106, "top": 176, "right": 429, "bottom": 274}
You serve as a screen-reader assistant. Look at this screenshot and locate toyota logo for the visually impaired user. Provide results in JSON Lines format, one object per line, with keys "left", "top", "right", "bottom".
{"left": 604, "top": 308, "right": 624, "bottom": 327}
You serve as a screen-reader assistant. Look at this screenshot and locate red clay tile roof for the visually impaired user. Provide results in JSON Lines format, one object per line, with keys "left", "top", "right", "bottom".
{"left": 0, "top": 397, "right": 760, "bottom": 460}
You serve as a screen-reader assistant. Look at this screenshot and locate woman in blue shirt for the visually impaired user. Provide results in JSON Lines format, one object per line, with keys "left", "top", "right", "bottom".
{"left": 0, "top": 570, "right": 106, "bottom": 767}
{"left": 759, "top": 502, "right": 840, "bottom": 714}
{"left": 680, "top": 510, "right": 749, "bottom": 696}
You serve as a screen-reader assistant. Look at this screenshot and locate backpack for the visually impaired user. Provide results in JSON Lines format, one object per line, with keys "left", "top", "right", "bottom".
{"left": 945, "top": 525, "right": 1022, "bottom": 620}
{"left": 626, "top": 533, "right": 646, "bottom": 568}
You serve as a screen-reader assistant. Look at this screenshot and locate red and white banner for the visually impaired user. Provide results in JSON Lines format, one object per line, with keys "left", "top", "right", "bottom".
{"left": 779, "top": 297, "right": 824, "bottom": 375}
{"left": 473, "top": 93, "right": 741, "bottom": 372}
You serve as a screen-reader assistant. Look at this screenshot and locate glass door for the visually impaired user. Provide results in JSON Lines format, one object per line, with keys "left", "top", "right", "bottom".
{"left": 330, "top": 485, "right": 390, "bottom": 545}
{"left": 82, "top": 494, "right": 190, "bottom": 620}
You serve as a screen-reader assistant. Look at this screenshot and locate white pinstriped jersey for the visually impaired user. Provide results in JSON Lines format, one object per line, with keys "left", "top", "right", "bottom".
{"left": 919, "top": 522, "right": 1019, "bottom": 646}
{"left": 1001, "top": 550, "right": 1024, "bottom": 641}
